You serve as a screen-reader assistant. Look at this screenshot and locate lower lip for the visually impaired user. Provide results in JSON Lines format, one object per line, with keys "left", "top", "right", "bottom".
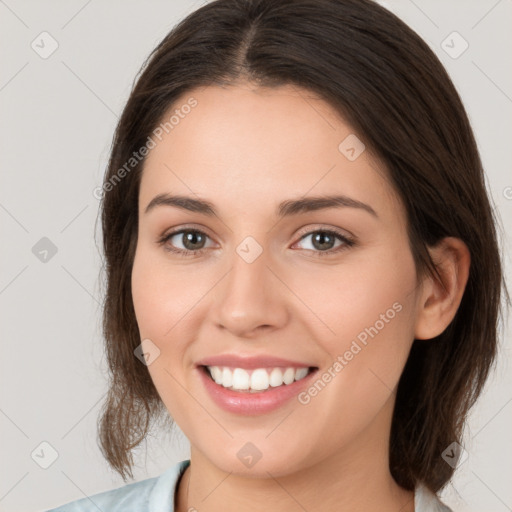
{"left": 197, "top": 366, "right": 319, "bottom": 415}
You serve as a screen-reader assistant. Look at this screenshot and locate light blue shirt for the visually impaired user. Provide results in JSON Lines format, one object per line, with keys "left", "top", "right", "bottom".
{"left": 45, "top": 458, "right": 452, "bottom": 511}
{"left": 45, "top": 460, "right": 190, "bottom": 512}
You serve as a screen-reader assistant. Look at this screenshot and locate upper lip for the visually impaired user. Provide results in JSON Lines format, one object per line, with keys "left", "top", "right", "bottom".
{"left": 196, "top": 354, "right": 317, "bottom": 370}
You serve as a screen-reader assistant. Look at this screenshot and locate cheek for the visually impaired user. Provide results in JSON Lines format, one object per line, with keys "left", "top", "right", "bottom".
{"left": 312, "top": 253, "right": 417, "bottom": 425}
{"left": 131, "top": 248, "right": 200, "bottom": 423}
{"left": 290, "top": 244, "right": 417, "bottom": 401}
{"left": 289, "top": 242, "right": 416, "bottom": 349}
{"left": 131, "top": 245, "right": 201, "bottom": 340}
{"left": 130, "top": 245, "right": 214, "bottom": 402}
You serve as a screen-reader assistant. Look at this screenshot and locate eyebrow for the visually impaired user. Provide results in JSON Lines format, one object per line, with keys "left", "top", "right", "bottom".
{"left": 144, "top": 193, "right": 378, "bottom": 218}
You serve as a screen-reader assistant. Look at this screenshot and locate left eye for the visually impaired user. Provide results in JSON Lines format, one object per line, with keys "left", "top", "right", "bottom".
{"left": 293, "top": 230, "right": 354, "bottom": 254}
{"left": 158, "top": 228, "right": 355, "bottom": 257}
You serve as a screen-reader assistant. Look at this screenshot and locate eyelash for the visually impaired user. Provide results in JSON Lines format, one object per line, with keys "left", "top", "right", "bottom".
{"left": 157, "top": 226, "right": 356, "bottom": 258}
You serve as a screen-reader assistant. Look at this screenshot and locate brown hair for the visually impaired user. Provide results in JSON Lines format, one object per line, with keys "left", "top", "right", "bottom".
{"left": 95, "top": 0, "right": 509, "bottom": 493}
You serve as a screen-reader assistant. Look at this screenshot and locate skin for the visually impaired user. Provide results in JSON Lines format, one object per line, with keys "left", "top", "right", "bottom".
{"left": 131, "top": 82, "right": 470, "bottom": 512}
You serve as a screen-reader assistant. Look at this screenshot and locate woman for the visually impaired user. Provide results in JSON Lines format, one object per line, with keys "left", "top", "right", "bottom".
{"left": 46, "top": 0, "right": 507, "bottom": 510}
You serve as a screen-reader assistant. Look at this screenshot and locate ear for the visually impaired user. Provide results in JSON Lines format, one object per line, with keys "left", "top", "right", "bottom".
{"left": 414, "top": 237, "right": 471, "bottom": 340}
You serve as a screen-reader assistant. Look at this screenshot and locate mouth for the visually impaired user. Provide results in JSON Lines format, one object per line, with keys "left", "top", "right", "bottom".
{"left": 197, "top": 363, "right": 320, "bottom": 415}
{"left": 199, "top": 364, "right": 318, "bottom": 393}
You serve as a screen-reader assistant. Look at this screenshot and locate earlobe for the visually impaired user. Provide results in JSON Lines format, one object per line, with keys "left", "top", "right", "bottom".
{"left": 414, "top": 237, "right": 471, "bottom": 340}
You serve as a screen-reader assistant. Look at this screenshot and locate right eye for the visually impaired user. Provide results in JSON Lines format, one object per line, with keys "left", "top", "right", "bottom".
{"left": 157, "top": 228, "right": 215, "bottom": 256}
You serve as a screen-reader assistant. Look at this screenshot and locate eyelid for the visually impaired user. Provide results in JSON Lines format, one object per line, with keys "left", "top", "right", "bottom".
{"left": 158, "top": 223, "right": 356, "bottom": 256}
{"left": 291, "top": 225, "right": 356, "bottom": 256}
{"left": 160, "top": 223, "right": 355, "bottom": 241}
{"left": 160, "top": 223, "right": 217, "bottom": 240}
{"left": 294, "top": 223, "right": 355, "bottom": 241}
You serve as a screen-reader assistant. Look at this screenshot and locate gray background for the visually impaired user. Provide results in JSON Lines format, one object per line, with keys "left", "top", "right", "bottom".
{"left": 0, "top": 1, "right": 510, "bottom": 511}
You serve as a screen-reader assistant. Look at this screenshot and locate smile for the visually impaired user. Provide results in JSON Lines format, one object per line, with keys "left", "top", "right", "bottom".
{"left": 205, "top": 365, "right": 314, "bottom": 392}
{"left": 197, "top": 365, "right": 319, "bottom": 415}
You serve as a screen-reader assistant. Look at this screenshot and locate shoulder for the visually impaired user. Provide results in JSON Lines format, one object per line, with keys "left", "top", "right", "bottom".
{"left": 415, "top": 483, "right": 453, "bottom": 512}
{"left": 44, "top": 459, "right": 190, "bottom": 512}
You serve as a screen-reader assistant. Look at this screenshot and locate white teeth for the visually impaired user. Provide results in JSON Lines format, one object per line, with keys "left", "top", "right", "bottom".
{"left": 232, "top": 368, "right": 250, "bottom": 390}
{"left": 295, "top": 367, "right": 309, "bottom": 380}
{"left": 211, "top": 366, "right": 222, "bottom": 384}
{"left": 222, "top": 367, "right": 233, "bottom": 387}
{"left": 283, "top": 367, "right": 295, "bottom": 385}
{"left": 250, "top": 368, "right": 269, "bottom": 390}
{"left": 269, "top": 368, "right": 284, "bottom": 387}
{"left": 206, "top": 365, "right": 312, "bottom": 392}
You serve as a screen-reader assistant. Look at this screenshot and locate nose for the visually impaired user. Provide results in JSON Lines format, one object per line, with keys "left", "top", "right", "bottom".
{"left": 211, "top": 244, "right": 289, "bottom": 339}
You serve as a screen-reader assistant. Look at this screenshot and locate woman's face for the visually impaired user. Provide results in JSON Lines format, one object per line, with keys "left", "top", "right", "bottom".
{"left": 131, "top": 83, "right": 423, "bottom": 477}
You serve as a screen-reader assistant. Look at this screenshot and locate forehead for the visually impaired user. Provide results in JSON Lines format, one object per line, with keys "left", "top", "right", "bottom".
{"left": 139, "top": 83, "right": 402, "bottom": 224}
